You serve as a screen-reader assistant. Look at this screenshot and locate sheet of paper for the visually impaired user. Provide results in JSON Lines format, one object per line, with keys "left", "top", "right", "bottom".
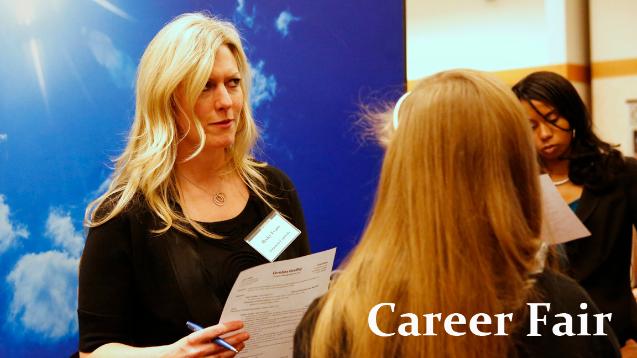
{"left": 218, "top": 248, "right": 336, "bottom": 358}
{"left": 539, "top": 174, "right": 591, "bottom": 244}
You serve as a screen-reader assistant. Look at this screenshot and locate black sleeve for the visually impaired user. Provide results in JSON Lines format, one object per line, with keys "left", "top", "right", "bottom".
{"left": 264, "top": 165, "right": 311, "bottom": 256}
{"left": 77, "top": 212, "right": 136, "bottom": 353}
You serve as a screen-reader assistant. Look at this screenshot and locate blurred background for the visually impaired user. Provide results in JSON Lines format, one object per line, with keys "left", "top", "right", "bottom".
{"left": 407, "top": 0, "right": 637, "bottom": 156}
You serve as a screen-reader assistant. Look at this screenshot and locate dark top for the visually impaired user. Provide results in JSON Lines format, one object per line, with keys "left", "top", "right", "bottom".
{"left": 564, "top": 157, "right": 637, "bottom": 344}
{"left": 195, "top": 194, "right": 271, "bottom": 306}
{"left": 78, "top": 165, "right": 311, "bottom": 353}
{"left": 568, "top": 199, "right": 580, "bottom": 212}
{"left": 514, "top": 270, "right": 620, "bottom": 358}
{"left": 293, "top": 270, "right": 621, "bottom": 358}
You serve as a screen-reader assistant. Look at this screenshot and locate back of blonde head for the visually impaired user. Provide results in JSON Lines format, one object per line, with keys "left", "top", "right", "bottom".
{"left": 86, "top": 12, "right": 270, "bottom": 236}
{"left": 311, "top": 70, "right": 542, "bottom": 357}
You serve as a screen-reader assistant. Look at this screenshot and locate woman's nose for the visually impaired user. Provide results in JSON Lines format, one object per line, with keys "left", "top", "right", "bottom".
{"left": 538, "top": 122, "right": 553, "bottom": 140}
{"left": 214, "top": 86, "right": 233, "bottom": 110}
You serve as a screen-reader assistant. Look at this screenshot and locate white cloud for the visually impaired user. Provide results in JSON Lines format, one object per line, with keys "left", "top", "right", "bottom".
{"left": 86, "top": 175, "right": 112, "bottom": 205}
{"left": 85, "top": 29, "right": 136, "bottom": 89}
{"left": 0, "top": 133, "right": 7, "bottom": 142}
{"left": 0, "top": 195, "right": 29, "bottom": 255}
{"left": 93, "top": 175, "right": 113, "bottom": 198}
{"left": 236, "top": 0, "right": 246, "bottom": 13}
{"left": 91, "top": 0, "right": 133, "bottom": 21}
{"left": 6, "top": 209, "right": 83, "bottom": 339}
{"left": 45, "top": 210, "right": 84, "bottom": 257}
{"left": 234, "top": 0, "right": 256, "bottom": 28}
{"left": 250, "top": 60, "right": 277, "bottom": 109}
{"left": 7, "top": 251, "right": 79, "bottom": 339}
{"left": 95, "top": 176, "right": 112, "bottom": 195}
{"left": 275, "top": 11, "right": 300, "bottom": 37}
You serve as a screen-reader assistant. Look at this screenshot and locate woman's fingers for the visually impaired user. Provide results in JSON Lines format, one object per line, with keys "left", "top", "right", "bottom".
{"left": 188, "top": 321, "right": 244, "bottom": 344}
{"left": 220, "top": 331, "right": 250, "bottom": 346}
{"left": 210, "top": 342, "right": 246, "bottom": 358}
{"left": 203, "top": 332, "right": 250, "bottom": 356}
{"left": 182, "top": 321, "right": 249, "bottom": 357}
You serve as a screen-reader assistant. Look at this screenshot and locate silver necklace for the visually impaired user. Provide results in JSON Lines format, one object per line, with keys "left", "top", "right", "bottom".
{"left": 551, "top": 177, "right": 570, "bottom": 186}
{"left": 180, "top": 174, "right": 226, "bottom": 206}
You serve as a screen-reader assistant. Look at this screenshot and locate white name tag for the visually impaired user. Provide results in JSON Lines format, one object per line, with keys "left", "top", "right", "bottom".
{"left": 245, "top": 211, "right": 301, "bottom": 262}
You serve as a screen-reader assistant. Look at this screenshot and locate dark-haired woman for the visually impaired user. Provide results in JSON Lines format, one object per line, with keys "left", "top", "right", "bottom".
{"left": 513, "top": 71, "right": 637, "bottom": 346}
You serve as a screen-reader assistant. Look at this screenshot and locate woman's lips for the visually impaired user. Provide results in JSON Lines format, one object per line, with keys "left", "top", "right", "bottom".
{"left": 209, "top": 119, "right": 233, "bottom": 128}
{"left": 541, "top": 144, "right": 557, "bottom": 155}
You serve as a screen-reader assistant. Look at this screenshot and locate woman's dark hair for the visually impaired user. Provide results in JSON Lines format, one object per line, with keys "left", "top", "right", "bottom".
{"left": 512, "top": 71, "right": 624, "bottom": 191}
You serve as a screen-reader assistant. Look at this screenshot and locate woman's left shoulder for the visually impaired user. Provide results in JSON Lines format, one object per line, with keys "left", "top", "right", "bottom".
{"left": 257, "top": 163, "right": 296, "bottom": 191}
{"left": 534, "top": 269, "right": 587, "bottom": 300}
{"left": 623, "top": 156, "right": 637, "bottom": 173}
{"left": 617, "top": 157, "right": 637, "bottom": 188}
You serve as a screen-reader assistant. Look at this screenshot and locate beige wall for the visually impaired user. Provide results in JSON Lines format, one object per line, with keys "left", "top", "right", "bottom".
{"left": 406, "top": 0, "right": 637, "bottom": 155}
{"left": 406, "top": 0, "right": 589, "bottom": 87}
{"left": 590, "top": 0, "right": 637, "bottom": 156}
{"left": 406, "top": 0, "right": 551, "bottom": 80}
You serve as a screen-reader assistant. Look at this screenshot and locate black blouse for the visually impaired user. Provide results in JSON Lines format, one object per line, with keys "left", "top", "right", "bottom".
{"left": 563, "top": 157, "right": 637, "bottom": 343}
{"left": 78, "top": 165, "right": 311, "bottom": 352}
{"left": 195, "top": 194, "right": 271, "bottom": 306}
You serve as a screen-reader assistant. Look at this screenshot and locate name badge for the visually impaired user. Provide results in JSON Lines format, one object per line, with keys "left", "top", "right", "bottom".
{"left": 245, "top": 211, "right": 301, "bottom": 262}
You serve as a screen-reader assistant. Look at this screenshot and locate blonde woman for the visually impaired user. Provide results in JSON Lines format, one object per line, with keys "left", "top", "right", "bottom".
{"left": 294, "top": 70, "right": 619, "bottom": 357}
{"left": 78, "top": 13, "right": 310, "bottom": 357}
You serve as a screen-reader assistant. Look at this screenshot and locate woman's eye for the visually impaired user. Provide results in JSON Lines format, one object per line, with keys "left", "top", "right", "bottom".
{"left": 227, "top": 78, "right": 241, "bottom": 88}
{"left": 530, "top": 121, "right": 538, "bottom": 130}
{"left": 546, "top": 116, "right": 560, "bottom": 124}
{"left": 203, "top": 81, "right": 214, "bottom": 91}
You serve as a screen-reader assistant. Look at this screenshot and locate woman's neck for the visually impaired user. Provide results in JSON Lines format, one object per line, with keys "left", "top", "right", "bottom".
{"left": 543, "top": 158, "right": 570, "bottom": 178}
{"left": 175, "top": 146, "right": 231, "bottom": 181}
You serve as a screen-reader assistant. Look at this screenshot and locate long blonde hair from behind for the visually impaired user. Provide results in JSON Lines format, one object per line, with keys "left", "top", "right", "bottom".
{"left": 85, "top": 12, "right": 272, "bottom": 237}
{"left": 310, "top": 70, "right": 543, "bottom": 357}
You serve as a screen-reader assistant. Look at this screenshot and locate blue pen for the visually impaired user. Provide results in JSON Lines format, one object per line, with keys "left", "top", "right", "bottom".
{"left": 186, "top": 321, "right": 239, "bottom": 353}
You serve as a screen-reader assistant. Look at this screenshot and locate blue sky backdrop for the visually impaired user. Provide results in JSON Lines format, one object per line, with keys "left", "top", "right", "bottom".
{"left": 0, "top": 0, "right": 405, "bottom": 355}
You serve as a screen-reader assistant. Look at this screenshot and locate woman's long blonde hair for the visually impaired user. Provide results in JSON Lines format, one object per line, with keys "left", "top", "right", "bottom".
{"left": 310, "top": 70, "right": 543, "bottom": 357}
{"left": 85, "top": 12, "right": 272, "bottom": 237}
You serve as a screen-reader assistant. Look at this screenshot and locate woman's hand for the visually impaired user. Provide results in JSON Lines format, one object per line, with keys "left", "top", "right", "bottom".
{"left": 163, "top": 321, "right": 249, "bottom": 358}
{"left": 80, "top": 321, "right": 249, "bottom": 358}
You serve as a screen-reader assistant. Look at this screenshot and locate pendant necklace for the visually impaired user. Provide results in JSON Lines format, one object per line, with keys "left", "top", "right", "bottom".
{"left": 181, "top": 174, "right": 226, "bottom": 206}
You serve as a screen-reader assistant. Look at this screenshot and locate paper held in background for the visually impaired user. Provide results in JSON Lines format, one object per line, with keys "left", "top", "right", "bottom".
{"left": 539, "top": 174, "right": 591, "bottom": 244}
{"left": 218, "top": 248, "right": 336, "bottom": 358}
